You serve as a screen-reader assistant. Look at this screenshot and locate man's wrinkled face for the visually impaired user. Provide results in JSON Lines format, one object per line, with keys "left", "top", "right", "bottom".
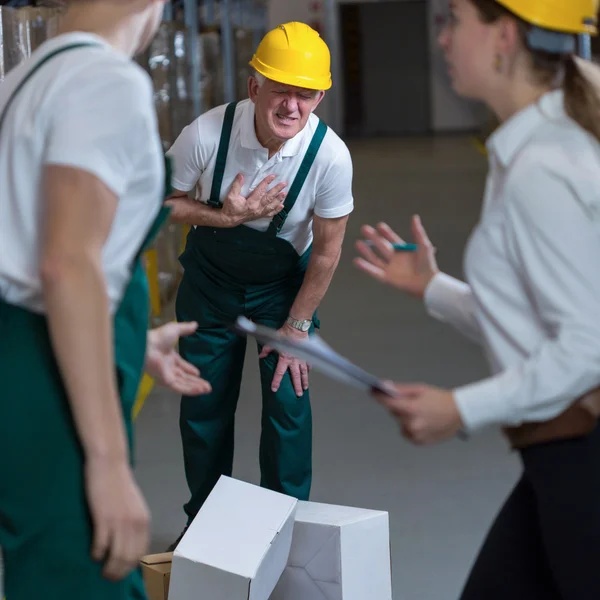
{"left": 249, "top": 76, "right": 325, "bottom": 141}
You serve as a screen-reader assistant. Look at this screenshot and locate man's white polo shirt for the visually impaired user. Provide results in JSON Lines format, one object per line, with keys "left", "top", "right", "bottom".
{"left": 167, "top": 99, "right": 354, "bottom": 255}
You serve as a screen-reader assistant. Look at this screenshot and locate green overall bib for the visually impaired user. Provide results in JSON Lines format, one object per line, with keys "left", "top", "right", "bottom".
{"left": 176, "top": 101, "right": 328, "bottom": 520}
{"left": 0, "top": 44, "right": 171, "bottom": 600}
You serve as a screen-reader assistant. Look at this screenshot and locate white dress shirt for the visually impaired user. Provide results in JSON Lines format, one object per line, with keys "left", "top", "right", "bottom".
{"left": 166, "top": 99, "right": 354, "bottom": 255}
{"left": 425, "top": 89, "right": 600, "bottom": 433}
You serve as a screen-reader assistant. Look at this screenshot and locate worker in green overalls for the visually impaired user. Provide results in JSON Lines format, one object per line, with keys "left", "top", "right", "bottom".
{"left": 0, "top": 1, "right": 210, "bottom": 598}
{"left": 165, "top": 22, "right": 355, "bottom": 545}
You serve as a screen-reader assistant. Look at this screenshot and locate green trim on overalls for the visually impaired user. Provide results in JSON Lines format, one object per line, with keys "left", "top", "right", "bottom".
{"left": 176, "top": 102, "right": 328, "bottom": 520}
{"left": 0, "top": 44, "right": 171, "bottom": 600}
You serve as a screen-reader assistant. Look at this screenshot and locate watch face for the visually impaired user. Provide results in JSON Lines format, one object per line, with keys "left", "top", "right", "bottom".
{"left": 301, "top": 321, "right": 311, "bottom": 332}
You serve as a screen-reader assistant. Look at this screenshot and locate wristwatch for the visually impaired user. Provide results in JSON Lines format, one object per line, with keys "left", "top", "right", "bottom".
{"left": 286, "top": 316, "right": 312, "bottom": 332}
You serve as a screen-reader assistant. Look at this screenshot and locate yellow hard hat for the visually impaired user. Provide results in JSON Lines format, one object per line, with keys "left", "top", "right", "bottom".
{"left": 249, "top": 22, "right": 332, "bottom": 91}
{"left": 495, "top": 0, "right": 598, "bottom": 35}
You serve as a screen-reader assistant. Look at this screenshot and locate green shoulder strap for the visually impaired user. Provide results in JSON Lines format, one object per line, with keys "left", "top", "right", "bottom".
{"left": 0, "top": 42, "right": 97, "bottom": 135}
{"left": 207, "top": 101, "right": 238, "bottom": 208}
{"left": 137, "top": 205, "right": 172, "bottom": 258}
{"left": 268, "top": 118, "right": 328, "bottom": 236}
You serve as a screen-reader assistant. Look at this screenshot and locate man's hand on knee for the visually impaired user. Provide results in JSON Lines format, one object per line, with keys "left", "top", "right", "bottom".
{"left": 271, "top": 354, "right": 308, "bottom": 397}
{"left": 259, "top": 324, "right": 310, "bottom": 397}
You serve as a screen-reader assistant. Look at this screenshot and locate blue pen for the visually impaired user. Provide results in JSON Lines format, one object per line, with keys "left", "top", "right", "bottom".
{"left": 364, "top": 240, "right": 418, "bottom": 252}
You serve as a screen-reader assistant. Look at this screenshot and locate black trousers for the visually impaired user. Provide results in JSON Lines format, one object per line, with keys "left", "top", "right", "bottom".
{"left": 460, "top": 426, "right": 600, "bottom": 600}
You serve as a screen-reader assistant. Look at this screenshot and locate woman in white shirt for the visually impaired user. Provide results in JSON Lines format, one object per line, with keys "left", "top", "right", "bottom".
{"left": 355, "top": 0, "right": 600, "bottom": 598}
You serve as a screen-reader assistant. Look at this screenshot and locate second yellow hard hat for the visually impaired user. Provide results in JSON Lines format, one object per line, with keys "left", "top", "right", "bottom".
{"left": 495, "top": 0, "right": 598, "bottom": 35}
{"left": 249, "top": 22, "right": 332, "bottom": 91}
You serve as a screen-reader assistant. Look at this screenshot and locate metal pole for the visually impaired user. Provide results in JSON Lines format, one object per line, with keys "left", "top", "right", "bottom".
{"left": 579, "top": 33, "right": 592, "bottom": 60}
{"left": 236, "top": 0, "right": 244, "bottom": 28}
{"left": 323, "top": 0, "right": 342, "bottom": 133}
{"left": 204, "top": 0, "right": 216, "bottom": 25}
{"left": 252, "top": 1, "right": 264, "bottom": 52}
{"left": 184, "top": 0, "right": 202, "bottom": 117}
{"left": 221, "top": 0, "right": 237, "bottom": 102}
{"left": 163, "top": 1, "right": 174, "bottom": 21}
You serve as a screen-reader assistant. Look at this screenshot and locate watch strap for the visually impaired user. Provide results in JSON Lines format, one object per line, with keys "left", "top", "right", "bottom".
{"left": 286, "top": 317, "right": 312, "bottom": 331}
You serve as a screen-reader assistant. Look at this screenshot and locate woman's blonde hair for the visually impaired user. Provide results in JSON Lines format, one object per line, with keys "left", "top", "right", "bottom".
{"left": 471, "top": 0, "right": 600, "bottom": 141}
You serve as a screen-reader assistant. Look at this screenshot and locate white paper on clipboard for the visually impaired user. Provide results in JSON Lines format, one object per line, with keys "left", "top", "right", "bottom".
{"left": 231, "top": 316, "right": 399, "bottom": 397}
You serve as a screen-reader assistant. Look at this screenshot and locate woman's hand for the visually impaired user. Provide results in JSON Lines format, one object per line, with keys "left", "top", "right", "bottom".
{"left": 373, "top": 383, "right": 464, "bottom": 445}
{"left": 354, "top": 215, "right": 439, "bottom": 299}
{"left": 87, "top": 456, "right": 150, "bottom": 581}
{"left": 145, "top": 322, "right": 212, "bottom": 396}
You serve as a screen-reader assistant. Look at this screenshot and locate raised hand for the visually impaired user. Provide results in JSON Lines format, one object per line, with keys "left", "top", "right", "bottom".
{"left": 145, "top": 322, "right": 212, "bottom": 396}
{"left": 354, "top": 215, "right": 439, "bottom": 299}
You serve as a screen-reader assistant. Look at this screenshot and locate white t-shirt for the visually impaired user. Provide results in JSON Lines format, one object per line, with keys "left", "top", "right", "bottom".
{"left": 166, "top": 99, "right": 354, "bottom": 254}
{"left": 0, "top": 32, "right": 164, "bottom": 314}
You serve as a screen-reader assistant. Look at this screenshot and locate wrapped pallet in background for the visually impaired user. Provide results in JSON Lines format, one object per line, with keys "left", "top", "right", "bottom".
{"left": 141, "top": 19, "right": 198, "bottom": 319}
{"left": 0, "top": 1, "right": 64, "bottom": 81}
{"left": 234, "top": 27, "right": 254, "bottom": 102}
{"left": 171, "top": 24, "right": 194, "bottom": 139}
{"left": 147, "top": 22, "right": 179, "bottom": 150}
{"left": 198, "top": 28, "right": 223, "bottom": 111}
{"left": 145, "top": 20, "right": 195, "bottom": 149}
{"left": 147, "top": 23, "right": 173, "bottom": 151}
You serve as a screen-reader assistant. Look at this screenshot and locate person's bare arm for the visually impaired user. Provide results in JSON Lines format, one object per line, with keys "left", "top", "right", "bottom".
{"left": 263, "top": 215, "right": 349, "bottom": 396}
{"left": 289, "top": 215, "right": 349, "bottom": 321}
{"left": 42, "top": 166, "right": 126, "bottom": 460}
{"left": 41, "top": 165, "right": 149, "bottom": 581}
{"left": 165, "top": 188, "right": 233, "bottom": 227}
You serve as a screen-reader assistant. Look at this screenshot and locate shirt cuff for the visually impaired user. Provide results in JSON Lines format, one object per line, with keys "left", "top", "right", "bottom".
{"left": 170, "top": 177, "right": 196, "bottom": 194}
{"left": 44, "top": 157, "right": 127, "bottom": 198}
{"left": 453, "top": 376, "right": 516, "bottom": 433}
{"left": 314, "top": 200, "right": 354, "bottom": 219}
{"left": 424, "top": 272, "right": 470, "bottom": 321}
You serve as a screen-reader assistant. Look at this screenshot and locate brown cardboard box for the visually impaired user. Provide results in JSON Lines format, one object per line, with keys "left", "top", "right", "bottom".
{"left": 141, "top": 552, "right": 173, "bottom": 600}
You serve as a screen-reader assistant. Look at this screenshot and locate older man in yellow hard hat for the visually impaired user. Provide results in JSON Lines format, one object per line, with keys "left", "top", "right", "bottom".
{"left": 164, "top": 22, "right": 354, "bottom": 544}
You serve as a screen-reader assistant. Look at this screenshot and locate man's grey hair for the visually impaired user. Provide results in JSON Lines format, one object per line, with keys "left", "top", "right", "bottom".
{"left": 254, "top": 71, "right": 267, "bottom": 87}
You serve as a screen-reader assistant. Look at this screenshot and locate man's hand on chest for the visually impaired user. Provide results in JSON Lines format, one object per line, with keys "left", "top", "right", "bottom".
{"left": 221, "top": 173, "right": 288, "bottom": 226}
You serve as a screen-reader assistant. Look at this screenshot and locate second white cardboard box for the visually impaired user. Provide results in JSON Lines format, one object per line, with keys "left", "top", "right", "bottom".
{"left": 169, "top": 476, "right": 297, "bottom": 600}
{"left": 270, "top": 501, "right": 393, "bottom": 600}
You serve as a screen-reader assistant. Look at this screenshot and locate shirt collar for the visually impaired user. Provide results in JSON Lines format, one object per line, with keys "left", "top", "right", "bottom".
{"left": 486, "top": 89, "right": 565, "bottom": 168}
{"left": 44, "top": 31, "right": 114, "bottom": 53}
{"left": 240, "top": 101, "right": 264, "bottom": 151}
{"left": 240, "top": 100, "right": 308, "bottom": 157}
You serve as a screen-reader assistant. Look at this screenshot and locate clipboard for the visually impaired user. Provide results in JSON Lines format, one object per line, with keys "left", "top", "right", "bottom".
{"left": 230, "top": 316, "right": 400, "bottom": 397}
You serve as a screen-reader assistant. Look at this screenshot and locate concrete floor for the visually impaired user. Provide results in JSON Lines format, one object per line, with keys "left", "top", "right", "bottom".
{"left": 134, "top": 136, "right": 522, "bottom": 600}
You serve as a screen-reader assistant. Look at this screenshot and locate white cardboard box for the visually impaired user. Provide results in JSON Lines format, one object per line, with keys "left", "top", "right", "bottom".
{"left": 270, "top": 501, "right": 393, "bottom": 600}
{"left": 169, "top": 476, "right": 297, "bottom": 600}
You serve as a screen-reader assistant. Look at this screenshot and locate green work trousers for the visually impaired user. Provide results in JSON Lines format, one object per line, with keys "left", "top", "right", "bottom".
{"left": 176, "top": 224, "right": 316, "bottom": 521}
{"left": 0, "top": 301, "right": 146, "bottom": 600}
